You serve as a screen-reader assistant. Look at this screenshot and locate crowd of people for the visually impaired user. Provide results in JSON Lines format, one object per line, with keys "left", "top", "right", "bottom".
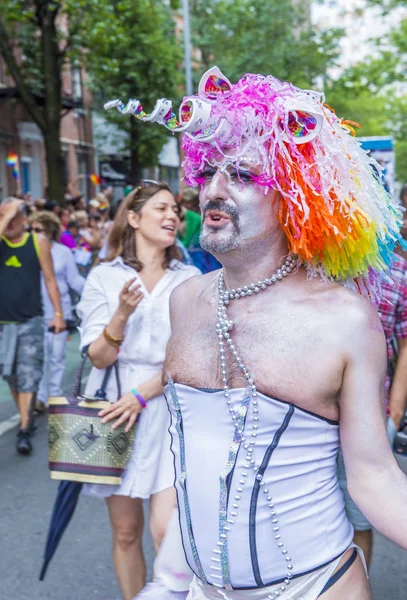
{"left": 0, "top": 182, "right": 218, "bottom": 456}
{"left": 2, "top": 65, "right": 407, "bottom": 600}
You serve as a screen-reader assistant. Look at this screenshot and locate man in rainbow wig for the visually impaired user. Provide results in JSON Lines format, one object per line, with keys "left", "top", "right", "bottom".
{"left": 106, "top": 68, "right": 407, "bottom": 600}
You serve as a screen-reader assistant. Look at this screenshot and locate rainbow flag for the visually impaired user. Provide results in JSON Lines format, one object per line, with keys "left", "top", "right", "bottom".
{"left": 90, "top": 173, "right": 101, "bottom": 185}
{"left": 6, "top": 152, "right": 19, "bottom": 179}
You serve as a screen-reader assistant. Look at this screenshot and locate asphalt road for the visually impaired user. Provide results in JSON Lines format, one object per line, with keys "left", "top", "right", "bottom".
{"left": 0, "top": 333, "right": 406, "bottom": 600}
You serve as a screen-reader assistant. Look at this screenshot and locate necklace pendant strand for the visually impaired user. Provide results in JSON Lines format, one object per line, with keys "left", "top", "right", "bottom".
{"left": 211, "top": 254, "right": 298, "bottom": 597}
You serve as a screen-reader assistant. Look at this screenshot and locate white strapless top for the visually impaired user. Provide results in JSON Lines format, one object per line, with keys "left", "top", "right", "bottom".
{"left": 165, "top": 381, "right": 353, "bottom": 591}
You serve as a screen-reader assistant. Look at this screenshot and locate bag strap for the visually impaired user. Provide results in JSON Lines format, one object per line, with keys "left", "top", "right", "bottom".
{"left": 72, "top": 345, "right": 122, "bottom": 400}
{"left": 94, "top": 362, "right": 121, "bottom": 399}
{"left": 72, "top": 345, "right": 91, "bottom": 398}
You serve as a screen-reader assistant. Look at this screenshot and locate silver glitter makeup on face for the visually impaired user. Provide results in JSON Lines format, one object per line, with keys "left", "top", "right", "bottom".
{"left": 199, "top": 159, "right": 279, "bottom": 257}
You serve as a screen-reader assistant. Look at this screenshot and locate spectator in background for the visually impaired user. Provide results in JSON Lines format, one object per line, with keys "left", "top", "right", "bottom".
{"left": 44, "top": 200, "right": 59, "bottom": 215}
{"left": 34, "top": 198, "right": 46, "bottom": 212}
{"left": 337, "top": 253, "right": 407, "bottom": 567}
{"left": 29, "top": 212, "right": 85, "bottom": 413}
{"left": 76, "top": 210, "right": 102, "bottom": 252}
{"left": 60, "top": 219, "right": 81, "bottom": 251}
{"left": 60, "top": 218, "right": 93, "bottom": 276}
{"left": 88, "top": 199, "right": 100, "bottom": 216}
{"left": 70, "top": 195, "right": 86, "bottom": 211}
{"left": 58, "top": 208, "right": 71, "bottom": 234}
{"left": 177, "top": 187, "right": 201, "bottom": 248}
{"left": 89, "top": 212, "right": 102, "bottom": 230}
{"left": 0, "top": 199, "right": 64, "bottom": 454}
{"left": 64, "top": 197, "right": 78, "bottom": 215}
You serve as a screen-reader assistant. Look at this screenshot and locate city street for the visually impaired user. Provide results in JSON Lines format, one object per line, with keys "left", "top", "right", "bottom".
{"left": 0, "top": 333, "right": 407, "bottom": 600}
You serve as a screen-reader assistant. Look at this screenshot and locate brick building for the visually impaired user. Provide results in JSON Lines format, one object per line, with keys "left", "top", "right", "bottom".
{"left": 0, "top": 58, "right": 95, "bottom": 201}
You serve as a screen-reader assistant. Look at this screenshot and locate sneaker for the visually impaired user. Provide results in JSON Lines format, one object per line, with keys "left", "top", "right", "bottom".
{"left": 34, "top": 400, "right": 47, "bottom": 415}
{"left": 16, "top": 429, "right": 32, "bottom": 455}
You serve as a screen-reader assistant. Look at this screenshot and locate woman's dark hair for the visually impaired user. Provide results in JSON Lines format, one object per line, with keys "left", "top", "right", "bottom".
{"left": 29, "top": 211, "right": 61, "bottom": 241}
{"left": 106, "top": 181, "right": 182, "bottom": 271}
{"left": 67, "top": 219, "right": 80, "bottom": 231}
{"left": 44, "top": 200, "right": 57, "bottom": 212}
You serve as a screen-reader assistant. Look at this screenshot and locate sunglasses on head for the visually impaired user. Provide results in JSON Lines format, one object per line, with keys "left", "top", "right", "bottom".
{"left": 135, "top": 179, "right": 165, "bottom": 191}
{"left": 131, "top": 179, "right": 167, "bottom": 203}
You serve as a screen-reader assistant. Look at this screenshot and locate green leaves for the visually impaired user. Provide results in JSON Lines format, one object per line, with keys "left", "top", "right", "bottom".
{"left": 322, "top": 2, "right": 407, "bottom": 180}
{"left": 189, "top": 0, "right": 342, "bottom": 88}
{"left": 83, "top": 0, "right": 182, "bottom": 177}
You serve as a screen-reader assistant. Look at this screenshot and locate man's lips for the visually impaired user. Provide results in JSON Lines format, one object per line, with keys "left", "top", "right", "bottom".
{"left": 204, "top": 210, "right": 232, "bottom": 227}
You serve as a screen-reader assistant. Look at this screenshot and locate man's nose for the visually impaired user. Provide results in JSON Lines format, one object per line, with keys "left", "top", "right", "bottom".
{"left": 204, "top": 170, "right": 230, "bottom": 201}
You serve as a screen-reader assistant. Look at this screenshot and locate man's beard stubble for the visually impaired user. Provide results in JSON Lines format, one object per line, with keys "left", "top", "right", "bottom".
{"left": 200, "top": 200, "right": 241, "bottom": 254}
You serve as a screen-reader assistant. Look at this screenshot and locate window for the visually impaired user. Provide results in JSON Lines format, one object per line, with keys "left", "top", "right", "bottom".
{"left": 71, "top": 64, "right": 83, "bottom": 103}
{"left": 21, "top": 157, "right": 32, "bottom": 194}
{"left": 77, "top": 151, "right": 89, "bottom": 199}
{"left": 63, "top": 150, "right": 70, "bottom": 186}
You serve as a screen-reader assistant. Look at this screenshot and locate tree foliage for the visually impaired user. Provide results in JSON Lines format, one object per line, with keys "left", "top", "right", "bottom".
{"left": 366, "top": 0, "right": 407, "bottom": 11}
{"left": 83, "top": 0, "right": 182, "bottom": 183}
{"left": 322, "top": 0, "right": 407, "bottom": 183}
{"left": 189, "top": 0, "right": 343, "bottom": 88}
{"left": 0, "top": 0, "right": 182, "bottom": 195}
{"left": 0, "top": 0, "right": 98, "bottom": 202}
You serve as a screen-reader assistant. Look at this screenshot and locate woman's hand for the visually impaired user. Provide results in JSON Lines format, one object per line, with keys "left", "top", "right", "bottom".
{"left": 116, "top": 277, "right": 144, "bottom": 320}
{"left": 99, "top": 391, "right": 142, "bottom": 432}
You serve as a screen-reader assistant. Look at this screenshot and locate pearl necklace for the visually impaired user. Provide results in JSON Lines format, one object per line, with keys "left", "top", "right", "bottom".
{"left": 211, "top": 255, "right": 298, "bottom": 599}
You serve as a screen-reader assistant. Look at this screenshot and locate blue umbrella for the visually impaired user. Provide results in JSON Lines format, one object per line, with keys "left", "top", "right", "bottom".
{"left": 39, "top": 481, "right": 83, "bottom": 580}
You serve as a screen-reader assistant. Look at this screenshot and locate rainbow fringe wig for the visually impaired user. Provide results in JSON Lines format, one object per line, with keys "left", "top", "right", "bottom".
{"left": 105, "top": 67, "right": 405, "bottom": 302}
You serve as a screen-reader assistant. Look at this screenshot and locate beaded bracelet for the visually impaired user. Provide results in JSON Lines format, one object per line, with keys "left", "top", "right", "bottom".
{"left": 131, "top": 388, "right": 147, "bottom": 409}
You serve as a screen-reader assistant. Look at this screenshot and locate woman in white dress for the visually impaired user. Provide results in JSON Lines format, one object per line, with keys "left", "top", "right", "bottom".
{"left": 76, "top": 182, "right": 200, "bottom": 600}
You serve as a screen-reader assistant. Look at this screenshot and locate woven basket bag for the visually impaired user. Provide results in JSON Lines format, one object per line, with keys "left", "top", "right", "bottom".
{"left": 48, "top": 349, "right": 134, "bottom": 485}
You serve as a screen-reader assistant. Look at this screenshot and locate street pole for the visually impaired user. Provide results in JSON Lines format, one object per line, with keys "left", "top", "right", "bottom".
{"left": 182, "top": 0, "right": 193, "bottom": 96}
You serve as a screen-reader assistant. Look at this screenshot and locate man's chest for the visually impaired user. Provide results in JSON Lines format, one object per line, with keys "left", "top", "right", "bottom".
{"left": 166, "top": 300, "right": 344, "bottom": 413}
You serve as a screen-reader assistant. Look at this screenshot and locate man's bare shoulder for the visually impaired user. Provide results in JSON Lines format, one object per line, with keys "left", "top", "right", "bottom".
{"left": 308, "top": 278, "right": 385, "bottom": 356}
{"left": 170, "top": 269, "right": 220, "bottom": 313}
